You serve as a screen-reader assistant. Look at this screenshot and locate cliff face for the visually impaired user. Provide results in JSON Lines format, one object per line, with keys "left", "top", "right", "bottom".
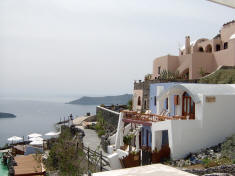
{"left": 0, "top": 112, "right": 16, "bottom": 118}
{"left": 68, "top": 94, "right": 132, "bottom": 105}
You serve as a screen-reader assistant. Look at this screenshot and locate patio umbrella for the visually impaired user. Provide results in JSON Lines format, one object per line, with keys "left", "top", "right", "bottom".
{"left": 29, "top": 140, "right": 43, "bottom": 146}
{"left": 45, "top": 131, "right": 60, "bottom": 136}
{"left": 29, "top": 137, "right": 43, "bottom": 141}
{"left": 27, "top": 133, "right": 42, "bottom": 138}
{"left": 7, "top": 136, "right": 22, "bottom": 142}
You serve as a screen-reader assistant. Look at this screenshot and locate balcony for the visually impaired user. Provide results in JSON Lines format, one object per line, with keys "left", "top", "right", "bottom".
{"left": 121, "top": 110, "right": 187, "bottom": 126}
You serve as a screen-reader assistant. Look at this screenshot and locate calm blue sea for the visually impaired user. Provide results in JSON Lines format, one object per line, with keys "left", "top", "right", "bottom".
{"left": 0, "top": 98, "right": 96, "bottom": 147}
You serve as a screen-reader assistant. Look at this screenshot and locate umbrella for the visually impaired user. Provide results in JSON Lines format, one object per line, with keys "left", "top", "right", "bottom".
{"left": 45, "top": 131, "right": 60, "bottom": 136}
{"left": 30, "top": 140, "right": 43, "bottom": 146}
{"left": 28, "top": 133, "right": 42, "bottom": 138}
{"left": 7, "top": 136, "right": 22, "bottom": 142}
{"left": 29, "top": 137, "right": 43, "bottom": 141}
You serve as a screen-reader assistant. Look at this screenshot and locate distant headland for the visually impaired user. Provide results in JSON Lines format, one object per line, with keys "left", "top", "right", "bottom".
{"left": 0, "top": 112, "right": 16, "bottom": 118}
{"left": 67, "top": 94, "right": 132, "bottom": 105}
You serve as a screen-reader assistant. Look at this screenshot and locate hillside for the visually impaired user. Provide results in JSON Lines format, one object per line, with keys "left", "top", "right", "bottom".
{"left": 200, "top": 67, "right": 235, "bottom": 84}
{"left": 0, "top": 112, "right": 16, "bottom": 118}
{"left": 68, "top": 94, "right": 132, "bottom": 105}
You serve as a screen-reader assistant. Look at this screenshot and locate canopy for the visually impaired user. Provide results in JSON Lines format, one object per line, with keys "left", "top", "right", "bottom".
{"left": 29, "top": 137, "right": 43, "bottom": 141}
{"left": 28, "top": 133, "right": 42, "bottom": 138}
{"left": 7, "top": 136, "right": 23, "bottom": 142}
{"left": 45, "top": 131, "right": 60, "bottom": 136}
{"left": 208, "top": 0, "right": 235, "bottom": 8}
{"left": 29, "top": 140, "right": 43, "bottom": 146}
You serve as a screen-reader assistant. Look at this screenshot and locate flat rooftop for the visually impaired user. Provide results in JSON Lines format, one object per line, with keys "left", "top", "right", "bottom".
{"left": 93, "top": 164, "right": 195, "bottom": 176}
{"left": 14, "top": 154, "right": 44, "bottom": 176}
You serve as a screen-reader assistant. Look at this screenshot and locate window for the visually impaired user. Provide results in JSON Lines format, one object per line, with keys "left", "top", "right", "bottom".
{"left": 205, "top": 44, "right": 212, "bottom": 53}
{"left": 137, "top": 96, "right": 141, "bottom": 106}
{"left": 216, "top": 44, "right": 220, "bottom": 51}
{"left": 165, "top": 98, "right": 168, "bottom": 109}
{"left": 154, "top": 96, "right": 157, "bottom": 106}
{"left": 224, "top": 42, "right": 228, "bottom": 49}
{"left": 199, "top": 47, "right": 204, "bottom": 52}
{"left": 144, "top": 100, "right": 147, "bottom": 109}
{"left": 158, "top": 66, "right": 161, "bottom": 74}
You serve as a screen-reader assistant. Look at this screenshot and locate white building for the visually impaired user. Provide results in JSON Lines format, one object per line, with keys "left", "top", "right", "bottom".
{"left": 114, "top": 84, "right": 235, "bottom": 161}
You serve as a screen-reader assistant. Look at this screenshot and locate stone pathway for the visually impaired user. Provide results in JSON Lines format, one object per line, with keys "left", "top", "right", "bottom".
{"left": 83, "top": 129, "right": 108, "bottom": 156}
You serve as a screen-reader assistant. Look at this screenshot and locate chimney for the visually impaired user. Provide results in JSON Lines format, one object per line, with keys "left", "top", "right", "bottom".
{"left": 185, "top": 36, "right": 191, "bottom": 54}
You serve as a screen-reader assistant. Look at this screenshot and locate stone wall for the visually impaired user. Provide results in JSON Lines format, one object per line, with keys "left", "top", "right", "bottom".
{"left": 96, "top": 106, "right": 120, "bottom": 132}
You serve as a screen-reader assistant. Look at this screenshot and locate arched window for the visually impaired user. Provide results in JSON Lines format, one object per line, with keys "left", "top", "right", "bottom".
{"left": 199, "top": 47, "right": 204, "bottom": 52}
{"left": 205, "top": 44, "right": 212, "bottom": 53}
{"left": 137, "top": 96, "right": 141, "bottom": 106}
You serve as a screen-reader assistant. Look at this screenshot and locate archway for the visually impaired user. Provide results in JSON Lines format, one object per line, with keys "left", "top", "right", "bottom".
{"left": 181, "top": 68, "right": 189, "bottom": 80}
{"left": 205, "top": 44, "right": 212, "bottom": 53}
{"left": 198, "top": 47, "right": 204, "bottom": 52}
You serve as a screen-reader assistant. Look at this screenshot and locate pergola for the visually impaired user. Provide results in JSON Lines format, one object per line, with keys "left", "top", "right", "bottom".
{"left": 208, "top": 0, "right": 235, "bottom": 8}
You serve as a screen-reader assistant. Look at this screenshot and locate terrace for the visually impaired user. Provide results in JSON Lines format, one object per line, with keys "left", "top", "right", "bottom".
{"left": 122, "top": 110, "right": 187, "bottom": 126}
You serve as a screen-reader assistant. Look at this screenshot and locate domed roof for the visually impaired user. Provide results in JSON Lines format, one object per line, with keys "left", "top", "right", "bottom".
{"left": 229, "top": 34, "right": 235, "bottom": 40}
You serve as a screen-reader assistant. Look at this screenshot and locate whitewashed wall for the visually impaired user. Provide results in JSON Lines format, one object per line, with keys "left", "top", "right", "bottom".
{"left": 169, "top": 94, "right": 235, "bottom": 159}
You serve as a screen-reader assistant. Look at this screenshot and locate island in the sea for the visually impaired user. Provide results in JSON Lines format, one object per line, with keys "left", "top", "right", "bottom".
{"left": 68, "top": 94, "right": 132, "bottom": 105}
{"left": 0, "top": 112, "right": 16, "bottom": 118}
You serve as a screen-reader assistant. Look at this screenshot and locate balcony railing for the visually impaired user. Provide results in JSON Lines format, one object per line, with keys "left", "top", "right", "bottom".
{"left": 122, "top": 110, "right": 187, "bottom": 123}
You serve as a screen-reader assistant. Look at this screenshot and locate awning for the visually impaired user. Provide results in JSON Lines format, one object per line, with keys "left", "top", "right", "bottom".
{"left": 207, "top": 0, "right": 235, "bottom": 8}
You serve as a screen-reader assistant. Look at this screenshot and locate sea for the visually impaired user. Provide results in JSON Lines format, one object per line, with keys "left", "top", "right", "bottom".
{"left": 0, "top": 98, "right": 97, "bottom": 147}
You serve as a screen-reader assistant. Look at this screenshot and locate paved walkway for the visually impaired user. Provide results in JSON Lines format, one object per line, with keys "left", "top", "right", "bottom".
{"left": 83, "top": 129, "right": 108, "bottom": 156}
{"left": 73, "top": 116, "right": 90, "bottom": 126}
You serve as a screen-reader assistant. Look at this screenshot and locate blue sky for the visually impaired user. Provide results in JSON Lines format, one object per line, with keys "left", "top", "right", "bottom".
{"left": 0, "top": 0, "right": 235, "bottom": 99}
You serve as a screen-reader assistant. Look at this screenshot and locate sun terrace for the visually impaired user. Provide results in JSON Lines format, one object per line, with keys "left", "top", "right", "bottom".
{"left": 122, "top": 110, "right": 188, "bottom": 126}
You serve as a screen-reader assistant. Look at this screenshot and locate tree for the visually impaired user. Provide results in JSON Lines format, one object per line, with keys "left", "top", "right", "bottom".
{"left": 127, "top": 99, "right": 132, "bottom": 111}
{"left": 45, "top": 127, "right": 86, "bottom": 176}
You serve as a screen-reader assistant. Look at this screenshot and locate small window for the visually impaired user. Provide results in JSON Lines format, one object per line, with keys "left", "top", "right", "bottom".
{"left": 137, "top": 96, "right": 141, "bottom": 106}
{"left": 199, "top": 47, "right": 204, "bottom": 52}
{"left": 165, "top": 98, "right": 168, "bottom": 109}
{"left": 154, "top": 96, "right": 157, "bottom": 106}
{"left": 224, "top": 42, "right": 228, "bottom": 49}
{"left": 144, "top": 100, "right": 147, "bottom": 109}
{"left": 158, "top": 66, "right": 161, "bottom": 74}
{"left": 216, "top": 44, "right": 220, "bottom": 51}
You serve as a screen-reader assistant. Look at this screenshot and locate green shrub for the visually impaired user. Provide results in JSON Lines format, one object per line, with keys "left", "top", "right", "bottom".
{"left": 221, "top": 134, "right": 235, "bottom": 160}
{"left": 97, "top": 130, "right": 105, "bottom": 137}
{"left": 202, "top": 157, "right": 232, "bottom": 168}
{"left": 95, "top": 112, "right": 106, "bottom": 137}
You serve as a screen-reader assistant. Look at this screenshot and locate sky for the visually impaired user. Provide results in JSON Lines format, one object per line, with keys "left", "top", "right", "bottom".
{"left": 0, "top": 0, "right": 235, "bottom": 100}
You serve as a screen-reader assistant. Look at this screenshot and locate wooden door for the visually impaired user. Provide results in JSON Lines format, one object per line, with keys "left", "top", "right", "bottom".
{"left": 182, "top": 92, "right": 195, "bottom": 119}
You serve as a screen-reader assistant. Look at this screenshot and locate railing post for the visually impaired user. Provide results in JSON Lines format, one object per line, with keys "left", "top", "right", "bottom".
{"left": 88, "top": 147, "right": 90, "bottom": 171}
{"left": 100, "top": 151, "right": 102, "bottom": 171}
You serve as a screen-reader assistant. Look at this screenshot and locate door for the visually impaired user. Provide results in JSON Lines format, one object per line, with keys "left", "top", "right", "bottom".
{"left": 182, "top": 92, "right": 195, "bottom": 119}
